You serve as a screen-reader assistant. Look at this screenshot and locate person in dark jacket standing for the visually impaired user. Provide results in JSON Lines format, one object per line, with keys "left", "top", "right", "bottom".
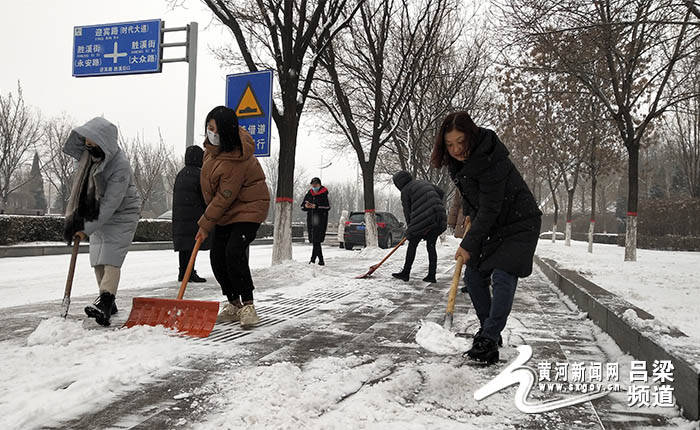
{"left": 172, "top": 145, "right": 209, "bottom": 283}
{"left": 391, "top": 171, "right": 447, "bottom": 283}
{"left": 301, "top": 177, "right": 330, "bottom": 265}
{"left": 431, "top": 111, "right": 542, "bottom": 365}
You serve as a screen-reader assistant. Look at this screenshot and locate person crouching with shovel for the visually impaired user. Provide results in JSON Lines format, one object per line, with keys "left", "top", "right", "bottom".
{"left": 63, "top": 117, "right": 141, "bottom": 327}
{"left": 431, "top": 111, "right": 542, "bottom": 365}
{"left": 391, "top": 171, "right": 447, "bottom": 283}
{"left": 196, "top": 106, "right": 270, "bottom": 328}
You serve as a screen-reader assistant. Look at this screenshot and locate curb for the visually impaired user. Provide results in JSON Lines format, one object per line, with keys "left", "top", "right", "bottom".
{"left": 534, "top": 255, "right": 700, "bottom": 420}
{"left": 0, "top": 237, "right": 306, "bottom": 258}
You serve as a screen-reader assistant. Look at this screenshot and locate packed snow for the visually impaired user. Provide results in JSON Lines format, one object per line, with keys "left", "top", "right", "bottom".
{"left": 535, "top": 239, "right": 700, "bottom": 342}
{"left": 0, "top": 317, "right": 212, "bottom": 429}
{"left": 0, "top": 238, "right": 697, "bottom": 428}
{"left": 415, "top": 320, "right": 468, "bottom": 355}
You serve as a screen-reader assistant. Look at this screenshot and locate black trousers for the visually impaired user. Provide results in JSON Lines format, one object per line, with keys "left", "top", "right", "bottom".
{"left": 210, "top": 222, "right": 259, "bottom": 303}
{"left": 310, "top": 242, "right": 324, "bottom": 263}
{"left": 178, "top": 250, "right": 197, "bottom": 273}
{"left": 402, "top": 230, "right": 439, "bottom": 276}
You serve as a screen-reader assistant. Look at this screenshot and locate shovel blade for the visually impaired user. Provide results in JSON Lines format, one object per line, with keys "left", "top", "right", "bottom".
{"left": 355, "top": 265, "right": 378, "bottom": 279}
{"left": 124, "top": 297, "right": 219, "bottom": 338}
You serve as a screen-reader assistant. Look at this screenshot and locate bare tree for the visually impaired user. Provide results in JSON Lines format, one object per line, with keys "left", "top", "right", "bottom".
{"left": 684, "top": 0, "right": 700, "bottom": 19}
{"left": 311, "top": 0, "right": 456, "bottom": 247}
{"left": 379, "top": 26, "right": 493, "bottom": 194}
{"left": 121, "top": 130, "right": 171, "bottom": 217}
{"left": 202, "top": 0, "right": 364, "bottom": 263}
{"left": 663, "top": 42, "right": 700, "bottom": 197}
{"left": 500, "top": 0, "right": 700, "bottom": 261}
{"left": 40, "top": 115, "right": 76, "bottom": 213}
{"left": 0, "top": 82, "right": 42, "bottom": 209}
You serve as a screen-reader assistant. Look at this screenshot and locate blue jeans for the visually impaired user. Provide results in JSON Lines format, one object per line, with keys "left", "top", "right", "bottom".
{"left": 463, "top": 267, "right": 518, "bottom": 342}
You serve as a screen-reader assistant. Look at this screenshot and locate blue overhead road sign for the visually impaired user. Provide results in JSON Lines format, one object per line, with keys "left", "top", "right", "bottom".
{"left": 225, "top": 70, "right": 273, "bottom": 157}
{"left": 73, "top": 19, "right": 162, "bottom": 77}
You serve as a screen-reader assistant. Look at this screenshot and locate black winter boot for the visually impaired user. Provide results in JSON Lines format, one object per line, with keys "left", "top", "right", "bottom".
{"left": 84, "top": 292, "right": 115, "bottom": 327}
{"left": 189, "top": 271, "right": 207, "bottom": 283}
{"left": 465, "top": 336, "right": 499, "bottom": 364}
{"left": 473, "top": 328, "right": 503, "bottom": 347}
{"left": 422, "top": 274, "right": 437, "bottom": 283}
{"left": 391, "top": 271, "right": 410, "bottom": 282}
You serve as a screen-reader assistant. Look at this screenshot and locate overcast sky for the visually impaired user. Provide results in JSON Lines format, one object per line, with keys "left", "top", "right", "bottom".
{"left": 0, "top": 0, "right": 373, "bottom": 187}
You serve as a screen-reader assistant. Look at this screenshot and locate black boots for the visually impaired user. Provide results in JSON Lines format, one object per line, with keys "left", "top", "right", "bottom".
{"left": 178, "top": 269, "right": 206, "bottom": 283}
{"left": 84, "top": 291, "right": 116, "bottom": 327}
{"left": 392, "top": 271, "right": 410, "bottom": 282}
{"left": 465, "top": 336, "right": 499, "bottom": 364}
{"left": 422, "top": 274, "right": 436, "bottom": 283}
{"left": 473, "top": 328, "right": 503, "bottom": 347}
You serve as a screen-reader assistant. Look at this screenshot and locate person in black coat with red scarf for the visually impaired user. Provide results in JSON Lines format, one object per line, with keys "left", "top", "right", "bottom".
{"left": 431, "top": 111, "right": 542, "bottom": 365}
{"left": 301, "top": 177, "right": 330, "bottom": 265}
{"left": 172, "top": 145, "right": 210, "bottom": 282}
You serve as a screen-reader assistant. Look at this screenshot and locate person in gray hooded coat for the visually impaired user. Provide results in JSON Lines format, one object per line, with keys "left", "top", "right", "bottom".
{"left": 63, "top": 117, "right": 141, "bottom": 326}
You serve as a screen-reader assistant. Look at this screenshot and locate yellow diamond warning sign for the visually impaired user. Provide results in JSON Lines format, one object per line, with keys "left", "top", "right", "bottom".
{"left": 235, "top": 83, "right": 264, "bottom": 118}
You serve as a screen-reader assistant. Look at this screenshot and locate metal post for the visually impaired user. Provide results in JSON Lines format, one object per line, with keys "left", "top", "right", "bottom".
{"left": 185, "top": 22, "right": 198, "bottom": 148}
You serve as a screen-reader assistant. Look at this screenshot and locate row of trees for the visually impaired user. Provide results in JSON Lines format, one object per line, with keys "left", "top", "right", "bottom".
{"left": 493, "top": 0, "right": 700, "bottom": 259}
{"left": 0, "top": 82, "right": 181, "bottom": 218}
{"left": 202, "top": 0, "right": 498, "bottom": 262}
{"left": 201, "top": 0, "right": 700, "bottom": 262}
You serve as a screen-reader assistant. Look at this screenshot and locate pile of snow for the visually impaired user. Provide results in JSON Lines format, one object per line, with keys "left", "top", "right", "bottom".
{"left": 621, "top": 309, "right": 673, "bottom": 335}
{"left": 0, "top": 317, "right": 211, "bottom": 429}
{"left": 415, "top": 320, "right": 468, "bottom": 355}
{"left": 192, "top": 355, "right": 510, "bottom": 429}
{"left": 535, "top": 239, "right": 700, "bottom": 342}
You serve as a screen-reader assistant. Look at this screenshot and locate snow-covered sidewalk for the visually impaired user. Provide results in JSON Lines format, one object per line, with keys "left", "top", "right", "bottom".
{"left": 0, "top": 240, "right": 694, "bottom": 429}
{"left": 535, "top": 239, "right": 700, "bottom": 344}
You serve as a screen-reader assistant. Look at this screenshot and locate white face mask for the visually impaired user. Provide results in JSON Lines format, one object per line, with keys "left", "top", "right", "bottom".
{"left": 207, "top": 129, "right": 220, "bottom": 146}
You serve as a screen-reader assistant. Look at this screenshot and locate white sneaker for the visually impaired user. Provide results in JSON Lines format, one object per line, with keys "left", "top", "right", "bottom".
{"left": 217, "top": 302, "right": 241, "bottom": 322}
{"left": 238, "top": 304, "right": 260, "bottom": 328}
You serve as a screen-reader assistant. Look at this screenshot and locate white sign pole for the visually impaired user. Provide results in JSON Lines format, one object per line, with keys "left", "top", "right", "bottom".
{"left": 185, "top": 22, "right": 198, "bottom": 148}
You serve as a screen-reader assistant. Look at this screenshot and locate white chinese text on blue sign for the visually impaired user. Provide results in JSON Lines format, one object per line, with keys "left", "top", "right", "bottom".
{"left": 225, "top": 70, "right": 273, "bottom": 157}
{"left": 73, "top": 19, "right": 162, "bottom": 77}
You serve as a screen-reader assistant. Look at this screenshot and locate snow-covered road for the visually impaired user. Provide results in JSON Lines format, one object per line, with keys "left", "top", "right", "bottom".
{"left": 0, "top": 239, "right": 694, "bottom": 429}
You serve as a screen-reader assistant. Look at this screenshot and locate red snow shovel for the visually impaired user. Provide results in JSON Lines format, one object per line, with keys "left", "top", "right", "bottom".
{"left": 124, "top": 237, "right": 218, "bottom": 337}
{"left": 356, "top": 237, "right": 407, "bottom": 279}
{"left": 60, "top": 237, "right": 82, "bottom": 318}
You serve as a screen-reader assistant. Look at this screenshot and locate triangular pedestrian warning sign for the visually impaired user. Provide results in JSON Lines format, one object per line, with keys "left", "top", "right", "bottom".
{"left": 235, "top": 83, "right": 264, "bottom": 118}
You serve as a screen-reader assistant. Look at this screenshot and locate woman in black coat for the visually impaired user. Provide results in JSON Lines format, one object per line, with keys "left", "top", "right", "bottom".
{"left": 431, "top": 111, "right": 542, "bottom": 365}
{"left": 391, "top": 170, "right": 447, "bottom": 283}
{"left": 172, "top": 145, "right": 209, "bottom": 282}
{"left": 301, "top": 177, "right": 330, "bottom": 265}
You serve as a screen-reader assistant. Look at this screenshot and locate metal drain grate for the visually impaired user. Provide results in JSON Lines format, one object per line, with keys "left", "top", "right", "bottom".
{"left": 197, "top": 289, "right": 356, "bottom": 345}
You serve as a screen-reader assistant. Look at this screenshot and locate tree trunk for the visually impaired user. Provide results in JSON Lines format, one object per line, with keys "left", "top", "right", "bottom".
{"left": 272, "top": 120, "right": 299, "bottom": 264}
{"left": 361, "top": 163, "right": 378, "bottom": 248}
{"left": 565, "top": 188, "right": 575, "bottom": 247}
{"left": 589, "top": 175, "right": 597, "bottom": 254}
{"left": 625, "top": 143, "right": 639, "bottom": 262}
{"left": 272, "top": 201, "right": 293, "bottom": 264}
{"left": 551, "top": 197, "right": 559, "bottom": 243}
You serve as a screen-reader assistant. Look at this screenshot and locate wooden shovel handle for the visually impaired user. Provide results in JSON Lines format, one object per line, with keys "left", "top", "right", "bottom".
{"left": 63, "top": 237, "right": 81, "bottom": 299}
{"left": 446, "top": 217, "right": 471, "bottom": 315}
{"left": 372, "top": 236, "right": 407, "bottom": 270}
{"left": 177, "top": 236, "right": 203, "bottom": 300}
